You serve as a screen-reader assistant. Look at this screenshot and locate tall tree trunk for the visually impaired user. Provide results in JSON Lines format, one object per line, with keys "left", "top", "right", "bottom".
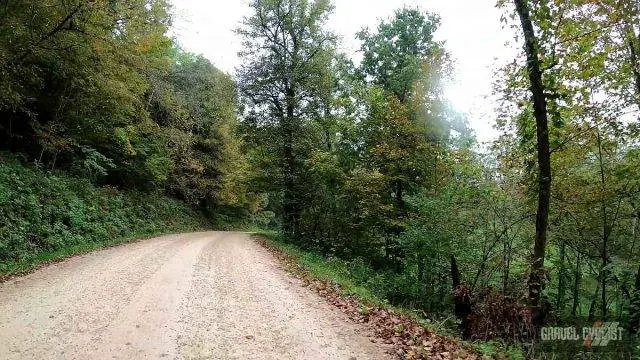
{"left": 556, "top": 240, "right": 566, "bottom": 313}
{"left": 282, "top": 85, "right": 300, "bottom": 240}
{"left": 514, "top": 0, "right": 552, "bottom": 326}
{"left": 596, "top": 129, "right": 610, "bottom": 320}
{"left": 572, "top": 254, "right": 581, "bottom": 317}
{"left": 623, "top": 20, "right": 640, "bottom": 111}
{"left": 588, "top": 285, "right": 600, "bottom": 322}
{"left": 451, "top": 255, "right": 461, "bottom": 288}
{"left": 600, "top": 238, "right": 608, "bottom": 321}
{"left": 630, "top": 264, "right": 640, "bottom": 335}
{"left": 629, "top": 39, "right": 640, "bottom": 110}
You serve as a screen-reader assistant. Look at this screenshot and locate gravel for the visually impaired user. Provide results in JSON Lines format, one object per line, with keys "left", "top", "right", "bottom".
{"left": 0, "top": 232, "right": 390, "bottom": 360}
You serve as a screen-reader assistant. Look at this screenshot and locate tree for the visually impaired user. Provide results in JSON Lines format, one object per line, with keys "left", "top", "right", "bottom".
{"left": 355, "top": 8, "right": 451, "bottom": 219}
{"left": 512, "top": 0, "right": 552, "bottom": 325}
{"left": 357, "top": 8, "right": 441, "bottom": 103}
{"left": 0, "top": 0, "right": 173, "bottom": 177}
{"left": 497, "top": 0, "right": 640, "bottom": 338}
{"left": 237, "top": 0, "right": 335, "bottom": 239}
{"left": 0, "top": 1, "right": 249, "bottom": 217}
{"left": 148, "top": 49, "right": 248, "bottom": 214}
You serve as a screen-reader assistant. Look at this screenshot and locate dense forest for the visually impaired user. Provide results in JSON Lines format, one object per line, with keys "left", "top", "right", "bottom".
{"left": 1, "top": 0, "right": 640, "bottom": 357}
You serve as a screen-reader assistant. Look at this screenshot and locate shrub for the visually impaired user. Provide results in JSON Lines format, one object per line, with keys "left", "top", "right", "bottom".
{"left": 0, "top": 153, "right": 210, "bottom": 265}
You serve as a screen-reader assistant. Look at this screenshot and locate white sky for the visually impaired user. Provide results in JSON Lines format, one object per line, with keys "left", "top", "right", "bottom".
{"left": 170, "top": 0, "right": 519, "bottom": 145}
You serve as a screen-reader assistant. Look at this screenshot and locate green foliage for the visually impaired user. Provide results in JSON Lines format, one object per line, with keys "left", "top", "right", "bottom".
{"left": 475, "top": 340, "right": 525, "bottom": 360}
{"left": 257, "top": 231, "right": 529, "bottom": 357}
{"left": 0, "top": 1, "right": 250, "bottom": 221}
{"left": 357, "top": 8, "right": 441, "bottom": 102}
{"left": 74, "top": 146, "right": 116, "bottom": 182}
{"left": 237, "top": 0, "right": 336, "bottom": 238}
{"left": 0, "top": 153, "right": 210, "bottom": 275}
{"left": 152, "top": 50, "right": 248, "bottom": 209}
{"left": 0, "top": 0, "right": 171, "bottom": 157}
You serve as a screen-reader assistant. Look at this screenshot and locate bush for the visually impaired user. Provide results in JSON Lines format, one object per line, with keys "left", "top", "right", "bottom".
{"left": 0, "top": 153, "right": 210, "bottom": 269}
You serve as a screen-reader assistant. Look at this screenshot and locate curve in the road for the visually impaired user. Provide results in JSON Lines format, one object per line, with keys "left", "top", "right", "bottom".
{"left": 0, "top": 232, "right": 390, "bottom": 360}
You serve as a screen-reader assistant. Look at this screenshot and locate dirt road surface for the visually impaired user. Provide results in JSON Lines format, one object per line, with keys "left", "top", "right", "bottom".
{"left": 0, "top": 232, "right": 391, "bottom": 360}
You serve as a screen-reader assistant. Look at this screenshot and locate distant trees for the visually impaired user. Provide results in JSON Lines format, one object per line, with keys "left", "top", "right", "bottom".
{"left": 149, "top": 50, "right": 247, "bottom": 210}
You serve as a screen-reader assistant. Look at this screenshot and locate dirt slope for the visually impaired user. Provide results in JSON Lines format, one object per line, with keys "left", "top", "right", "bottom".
{"left": 0, "top": 232, "right": 390, "bottom": 360}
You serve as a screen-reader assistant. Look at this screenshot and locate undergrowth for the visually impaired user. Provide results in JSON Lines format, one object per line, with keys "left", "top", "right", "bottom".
{"left": 253, "top": 230, "right": 526, "bottom": 359}
{"left": 0, "top": 154, "right": 211, "bottom": 279}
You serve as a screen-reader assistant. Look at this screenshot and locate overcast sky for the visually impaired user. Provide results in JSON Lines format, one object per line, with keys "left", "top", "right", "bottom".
{"left": 170, "top": 0, "right": 519, "bottom": 145}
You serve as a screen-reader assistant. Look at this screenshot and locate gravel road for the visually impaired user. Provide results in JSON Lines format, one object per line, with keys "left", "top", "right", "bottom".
{"left": 0, "top": 232, "right": 390, "bottom": 360}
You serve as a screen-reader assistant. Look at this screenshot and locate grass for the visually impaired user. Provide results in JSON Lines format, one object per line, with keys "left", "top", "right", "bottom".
{"left": 0, "top": 228, "right": 200, "bottom": 281}
{"left": 0, "top": 153, "right": 211, "bottom": 280}
{"left": 253, "top": 230, "right": 528, "bottom": 359}
{"left": 253, "top": 230, "right": 385, "bottom": 305}
{"left": 254, "top": 230, "right": 459, "bottom": 331}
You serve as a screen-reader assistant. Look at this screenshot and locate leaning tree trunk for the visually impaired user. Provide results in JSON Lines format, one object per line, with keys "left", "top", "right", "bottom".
{"left": 513, "top": 0, "right": 552, "bottom": 327}
{"left": 596, "top": 129, "right": 611, "bottom": 320}
{"left": 623, "top": 21, "right": 640, "bottom": 111}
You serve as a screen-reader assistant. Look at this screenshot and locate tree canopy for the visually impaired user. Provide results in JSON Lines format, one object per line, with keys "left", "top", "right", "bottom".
{"left": 0, "top": 0, "right": 249, "bottom": 222}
